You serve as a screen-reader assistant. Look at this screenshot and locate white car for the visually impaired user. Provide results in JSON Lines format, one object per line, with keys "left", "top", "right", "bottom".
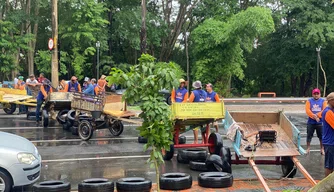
{"left": 0, "top": 132, "right": 41, "bottom": 192}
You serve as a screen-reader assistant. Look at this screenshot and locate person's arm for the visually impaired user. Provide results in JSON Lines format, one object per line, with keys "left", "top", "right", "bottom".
{"left": 182, "top": 92, "right": 189, "bottom": 103}
{"left": 325, "top": 110, "right": 334, "bottom": 129}
{"left": 94, "top": 86, "right": 99, "bottom": 95}
{"left": 305, "top": 100, "right": 316, "bottom": 119}
{"left": 102, "top": 80, "right": 107, "bottom": 89}
{"left": 171, "top": 89, "right": 176, "bottom": 103}
{"left": 40, "top": 86, "right": 48, "bottom": 99}
{"left": 214, "top": 93, "right": 220, "bottom": 103}
{"left": 317, "top": 100, "right": 328, "bottom": 118}
{"left": 78, "top": 84, "right": 82, "bottom": 92}
{"left": 188, "top": 92, "right": 195, "bottom": 102}
{"left": 64, "top": 83, "right": 69, "bottom": 92}
{"left": 83, "top": 85, "right": 93, "bottom": 94}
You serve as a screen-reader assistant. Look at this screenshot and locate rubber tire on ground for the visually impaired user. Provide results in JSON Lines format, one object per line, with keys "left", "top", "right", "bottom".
{"left": 189, "top": 161, "right": 208, "bottom": 172}
{"left": 163, "top": 144, "right": 174, "bottom": 160}
{"left": 42, "top": 110, "right": 49, "bottom": 128}
{"left": 219, "top": 147, "right": 232, "bottom": 165}
{"left": 67, "top": 110, "right": 76, "bottom": 122}
{"left": 178, "top": 149, "right": 207, "bottom": 163}
{"left": 56, "top": 110, "right": 69, "bottom": 124}
{"left": 116, "top": 177, "right": 152, "bottom": 192}
{"left": 78, "top": 178, "right": 114, "bottom": 192}
{"left": 205, "top": 154, "right": 224, "bottom": 172}
{"left": 78, "top": 120, "right": 94, "bottom": 141}
{"left": 160, "top": 173, "right": 192, "bottom": 190}
{"left": 32, "top": 180, "right": 71, "bottom": 192}
{"left": 138, "top": 136, "right": 147, "bottom": 144}
{"left": 27, "top": 111, "right": 36, "bottom": 120}
{"left": 62, "top": 121, "right": 72, "bottom": 131}
{"left": 109, "top": 121, "right": 124, "bottom": 136}
{"left": 177, "top": 153, "right": 188, "bottom": 164}
{"left": 71, "top": 126, "right": 78, "bottom": 135}
{"left": 198, "top": 172, "right": 233, "bottom": 188}
{"left": 208, "top": 132, "right": 223, "bottom": 155}
{"left": 3, "top": 103, "right": 16, "bottom": 114}
{"left": 281, "top": 156, "right": 297, "bottom": 178}
{"left": 0, "top": 170, "right": 13, "bottom": 192}
{"left": 178, "top": 135, "right": 186, "bottom": 144}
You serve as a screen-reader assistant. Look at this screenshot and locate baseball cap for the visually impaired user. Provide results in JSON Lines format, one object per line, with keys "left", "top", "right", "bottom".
{"left": 312, "top": 88, "right": 320, "bottom": 94}
{"left": 84, "top": 77, "right": 90, "bottom": 82}
{"left": 18, "top": 76, "right": 24, "bottom": 80}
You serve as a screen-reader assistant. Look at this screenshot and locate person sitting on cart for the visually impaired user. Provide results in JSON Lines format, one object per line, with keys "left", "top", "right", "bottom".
{"left": 97, "top": 75, "right": 107, "bottom": 94}
{"left": 26, "top": 74, "right": 40, "bottom": 96}
{"left": 171, "top": 79, "right": 188, "bottom": 103}
{"left": 15, "top": 76, "right": 27, "bottom": 115}
{"left": 64, "top": 76, "right": 82, "bottom": 92}
{"left": 83, "top": 77, "right": 95, "bottom": 95}
{"left": 188, "top": 80, "right": 207, "bottom": 144}
{"left": 91, "top": 78, "right": 99, "bottom": 95}
{"left": 205, "top": 83, "right": 220, "bottom": 133}
{"left": 58, "top": 79, "right": 66, "bottom": 92}
{"left": 36, "top": 79, "right": 53, "bottom": 126}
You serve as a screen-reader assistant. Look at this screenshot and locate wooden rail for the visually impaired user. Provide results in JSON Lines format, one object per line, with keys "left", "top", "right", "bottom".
{"left": 249, "top": 159, "right": 272, "bottom": 192}
{"left": 292, "top": 156, "right": 317, "bottom": 186}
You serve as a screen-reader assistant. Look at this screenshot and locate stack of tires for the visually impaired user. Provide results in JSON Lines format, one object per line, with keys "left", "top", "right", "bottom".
{"left": 56, "top": 109, "right": 81, "bottom": 136}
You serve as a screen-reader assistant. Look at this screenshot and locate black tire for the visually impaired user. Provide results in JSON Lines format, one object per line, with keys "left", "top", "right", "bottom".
{"left": 78, "top": 120, "right": 94, "bottom": 141}
{"left": 42, "top": 110, "right": 49, "bottom": 128}
{"left": 78, "top": 178, "right": 114, "bottom": 192}
{"left": 166, "top": 95, "right": 172, "bottom": 105}
{"left": 189, "top": 161, "right": 208, "bottom": 172}
{"left": 205, "top": 154, "right": 224, "bottom": 172}
{"left": 109, "top": 121, "right": 124, "bottom": 136}
{"left": 71, "top": 126, "right": 79, "bottom": 135}
{"left": 177, "top": 153, "right": 188, "bottom": 164}
{"left": 3, "top": 103, "right": 16, "bottom": 114}
{"left": 198, "top": 172, "right": 233, "bottom": 188}
{"left": 178, "top": 135, "right": 186, "bottom": 144}
{"left": 26, "top": 111, "right": 36, "bottom": 120}
{"left": 163, "top": 144, "right": 174, "bottom": 160}
{"left": 138, "top": 136, "right": 147, "bottom": 144}
{"left": 208, "top": 133, "right": 223, "bottom": 155}
{"left": 57, "top": 109, "right": 69, "bottom": 124}
{"left": 178, "top": 149, "right": 208, "bottom": 163}
{"left": 281, "top": 156, "right": 297, "bottom": 178}
{"left": 116, "top": 177, "right": 152, "bottom": 192}
{"left": 220, "top": 147, "right": 232, "bottom": 165}
{"left": 0, "top": 169, "right": 13, "bottom": 192}
{"left": 62, "top": 121, "right": 72, "bottom": 131}
{"left": 32, "top": 180, "right": 71, "bottom": 192}
{"left": 160, "top": 173, "right": 192, "bottom": 190}
{"left": 67, "top": 110, "right": 76, "bottom": 122}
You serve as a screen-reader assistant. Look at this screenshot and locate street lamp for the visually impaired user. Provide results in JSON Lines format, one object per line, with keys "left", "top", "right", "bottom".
{"left": 96, "top": 41, "right": 100, "bottom": 78}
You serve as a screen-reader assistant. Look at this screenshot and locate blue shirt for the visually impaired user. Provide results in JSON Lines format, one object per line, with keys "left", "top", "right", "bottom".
{"left": 37, "top": 86, "right": 51, "bottom": 101}
{"left": 192, "top": 90, "right": 207, "bottom": 102}
{"left": 322, "top": 107, "right": 334, "bottom": 145}
{"left": 83, "top": 84, "right": 94, "bottom": 95}
{"left": 206, "top": 91, "right": 217, "bottom": 102}
{"left": 175, "top": 87, "right": 188, "bottom": 102}
{"left": 307, "top": 98, "right": 325, "bottom": 124}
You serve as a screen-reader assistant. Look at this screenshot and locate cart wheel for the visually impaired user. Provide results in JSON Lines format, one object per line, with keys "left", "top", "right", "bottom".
{"left": 163, "top": 144, "right": 174, "bottom": 160}
{"left": 281, "top": 156, "right": 297, "bottom": 178}
{"left": 3, "top": 103, "right": 16, "bottom": 114}
{"left": 42, "top": 110, "right": 49, "bottom": 128}
{"left": 78, "top": 120, "right": 94, "bottom": 141}
{"left": 56, "top": 109, "right": 69, "bottom": 124}
{"left": 208, "top": 133, "right": 223, "bottom": 155}
{"left": 109, "top": 121, "right": 124, "bottom": 136}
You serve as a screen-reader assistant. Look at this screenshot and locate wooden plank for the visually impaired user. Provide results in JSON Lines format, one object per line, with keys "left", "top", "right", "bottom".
{"left": 1, "top": 94, "right": 32, "bottom": 102}
{"left": 241, "top": 148, "right": 300, "bottom": 157}
{"left": 292, "top": 157, "right": 317, "bottom": 186}
{"left": 249, "top": 159, "right": 272, "bottom": 192}
{"left": 280, "top": 114, "right": 294, "bottom": 141}
{"left": 0, "top": 88, "right": 27, "bottom": 95}
{"left": 230, "top": 112, "right": 279, "bottom": 124}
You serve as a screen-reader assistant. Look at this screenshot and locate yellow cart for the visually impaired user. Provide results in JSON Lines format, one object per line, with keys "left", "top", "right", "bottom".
{"left": 0, "top": 88, "right": 37, "bottom": 114}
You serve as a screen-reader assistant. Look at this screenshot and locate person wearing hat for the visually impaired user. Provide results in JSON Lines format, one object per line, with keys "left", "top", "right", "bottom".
{"left": 14, "top": 73, "right": 21, "bottom": 86}
{"left": 64, "top": 76, "right": 82, "bottom": 92}
{"left": 15, "top": 76, "right": 26, "bottom": 90}
{"left": 321, "top": 92, "right": 334, "bottom": 176}
{"left": 36, "top": 79, "right": 53, "bottom": 125}
{"left": 83, "top": 77, "right": 95, "bottom": 95}
{"left": 205, "top": 83, "right": 221, "bottom": 133}
{"left": 97, "top": 75, "right": 107, "bottom": 94}
{"left": 171, "top": 79, "right": 188, "bottom": 103}
{"left": 305, "top": 88, "right": 327, "bottom": 154}
{"left": 91, "top": 78, "right": 99, "bottom": 95}
{"left": 82, "top": 77, "right": 90, "bottom": 91}
{"left": 189, "top": 80, "right": 207, "bottom": 143}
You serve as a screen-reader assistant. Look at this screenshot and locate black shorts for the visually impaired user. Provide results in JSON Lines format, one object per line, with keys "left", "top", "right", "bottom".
{"left": 307, "top": 124, "right": 323, "bottom": 143}
{"left": 324, "top": 145, "right": 334, "bottom": 170}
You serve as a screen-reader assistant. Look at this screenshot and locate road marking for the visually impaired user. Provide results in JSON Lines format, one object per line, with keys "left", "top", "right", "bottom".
{"left": 0, "top": 124, "right": 139, "bottom": 130}
{"left": 42, "top": 155, "right": 152, "bottom": 163}
{"left": 31, "top": 137, "right": 139, "bottom": 143}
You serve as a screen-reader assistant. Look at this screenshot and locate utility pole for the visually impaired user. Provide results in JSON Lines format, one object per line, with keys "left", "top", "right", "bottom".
{"left": 96, "top": 41, "right": 100, "bottom": 78}
{"left": 184, "top": 30, "right": 190, "bottom": 91}
{"left": 316, "top": 47, "right": 321, "bottom": 89}
{"left": 51, "top": 0, "right": 58, "bottom": 88}
{"left": 140, "top": 0, "right": 147, "bottom": 54}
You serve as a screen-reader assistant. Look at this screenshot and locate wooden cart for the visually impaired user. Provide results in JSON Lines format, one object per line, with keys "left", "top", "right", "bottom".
{"left": 223, "top": 111, "right": 316, "bottom": 192}
{"left": 70, "top": 92, "right": 136, "bottom": 141}
{"left": 163, "top": 102, "right": 226, "bottom": 160}
{"left": 0, "top": 88, "right": 37, "bottom": 114}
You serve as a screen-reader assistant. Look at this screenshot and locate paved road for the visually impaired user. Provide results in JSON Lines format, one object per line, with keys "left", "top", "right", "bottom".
{"left": 0, "top": 104, "right": 325, "bottom": 191}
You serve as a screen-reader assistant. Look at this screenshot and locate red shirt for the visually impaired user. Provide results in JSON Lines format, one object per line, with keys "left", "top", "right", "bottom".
{"left": 38, "top": 77, "right": 45, "bottom": 83}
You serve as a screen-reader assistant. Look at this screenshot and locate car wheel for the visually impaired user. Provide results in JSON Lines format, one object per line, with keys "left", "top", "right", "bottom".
{"left": 281, "top": 156, "right": 297, "bottom": 178}
{"left": 78, "top": 178, "right": 114, "bottom": 192}
{"left": 189, "top": 161, "right": 208, "bottom": 172}
{"left": 32, "top": 180, "right": 71, "bottom": 192}
{"left": 56, "top": 109, "right": 69, "bottom": 124}
{"left": 208, "top": 133, "right": 223, "bottom": 155}
{"left": 162, "top": 144, "right": 174, "bottom": 160}
{"left": 198, "top": 172, "right": 233, "bottom": 188}
{"left": 178, "top": 149, "right": 207, "bottom": 163}
{"left": 116, "top": 177, "right": 152, "bottom": 192}
{"left": 78, "top": 120, "right": 94, "bottom": 141}
{"left": 109, "top": 121, "right": 124, "bottom": 136}
{"left": 138, "top": 136, "right": 147, "bottom": 144}
{"left": 0, "top": 170, "right": 13, "bottom": 192}
{"left": 3, "top": 103, "right": 16, "bottom": 114}
{"left": 160, "top": 173, "right": 192, "bottom": 190}
{"left": 42, "top": 110, "right": 49, "bottom": 128}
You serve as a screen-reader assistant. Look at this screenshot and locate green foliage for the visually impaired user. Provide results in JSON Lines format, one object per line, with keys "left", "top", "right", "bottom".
{"left": 106, "top": 54, "right": 182, "bottom": 187}
{"left": 34, "top": 50, "right": 69, "bottom": 77}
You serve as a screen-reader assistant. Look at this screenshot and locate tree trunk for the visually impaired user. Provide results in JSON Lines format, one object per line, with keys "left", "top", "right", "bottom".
{"left": 184, "top": 29, "right": 190, "bottom": 92}
{"left": 319, "top": 52, "right": 327, "bottom": 96}
{"left": 308, "top": 172, "right": 334, "bottom": 192}
{"left": 290, "top": 75, "right": 297, "bottom": 97}
{"left": 299, "top": 73, "right": 305, "bottom": 97}
{"left": 108, "top": 6, "right": 113, "bottom": 57}
{"left": 51, "top": 0, "right": 59, "bottom": 88}
{"left": 140, "top": 0, "right": 147, "bottom": 54}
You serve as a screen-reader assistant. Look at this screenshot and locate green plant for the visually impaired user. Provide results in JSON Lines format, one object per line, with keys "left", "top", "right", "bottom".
{"left": 106, "top": 54, "right": 182, "bottom": 191}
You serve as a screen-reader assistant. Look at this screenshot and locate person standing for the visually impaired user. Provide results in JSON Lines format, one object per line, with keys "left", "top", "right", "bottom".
{"left": 83, "top": 78, "right": 95, "bottom": 95}
{"left": 97, "top": 75, "right": 107, "bottom": 94}
{"left": 321, "top": 92, "right": 334, "bottom": 176}
{"left": 15, "top": 76, "right": 26, "bottom": 114}
{"left": 305, "top": 88, "right": 327, "bottom": 154}
{"left": 171, "top": 79, "right": 188, "bottom": 103}
{"left": 205, "top": 83, "right": 220, "bottom": 133}
{"left": 64, "top": 76, "right": 82, "bottom": 92}
{"left": 36, "top": 79, "right": 53, "bottom": 126}
{"left": 188, "top": 80, "right": 207, "bottom": 144}
{"left": 26, "top": 74, "right": 40, "bottom": 96}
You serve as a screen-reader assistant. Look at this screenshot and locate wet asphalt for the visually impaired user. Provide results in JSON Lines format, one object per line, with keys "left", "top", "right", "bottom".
{"left": 0, "top": 106, "right": 326, "bottom": 191}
